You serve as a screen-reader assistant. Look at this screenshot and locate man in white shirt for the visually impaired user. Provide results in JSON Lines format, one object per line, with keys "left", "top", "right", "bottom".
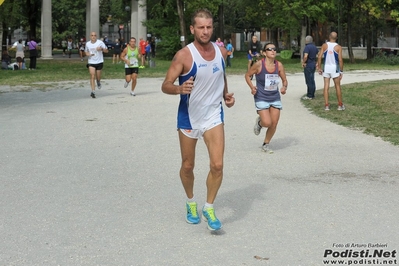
{"left": 85, "top": 31, "right": 108, "bottom": 98}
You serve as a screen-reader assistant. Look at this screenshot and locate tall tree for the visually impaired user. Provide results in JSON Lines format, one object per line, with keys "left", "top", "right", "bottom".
{"left": 24, "top": 0, "right": 41, "bottom": 38}
{"left": 1, "top": 0, "right": 22, "bottom": 52}
{"left": 52, "top": 0, "right": 86, "bottom": 43}
{"left": 271, "top": 0, "right": 331, "bottom": 58}
{"left": 176, "top": 0, "right": 186, "bottom": 47}
{"left": 145, "top": 0, "right": 221, "bottom": 58}
{"left": 346, "top": 0, "right": 393, "bottom": 60}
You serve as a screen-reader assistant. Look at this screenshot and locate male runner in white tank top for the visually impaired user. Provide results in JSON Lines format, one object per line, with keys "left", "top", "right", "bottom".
{"left": 317, "top": 31, "right": 345, "bottom": 111}
{"left": 161, "top": 8, "right": 235, "bottom": 231}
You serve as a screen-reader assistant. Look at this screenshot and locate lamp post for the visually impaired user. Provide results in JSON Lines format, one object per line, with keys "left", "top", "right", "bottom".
{"left": 125, "top": 6, "right": 131, "bottom": 42}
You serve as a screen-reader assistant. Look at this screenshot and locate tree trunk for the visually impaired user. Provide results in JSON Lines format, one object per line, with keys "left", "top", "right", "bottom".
{"left": 366, "top": 15, "right": 372, "bottom": 59}
{"left": 176, "top": 0, "right": 186, "bottom": 47}
{"left": 217, "top": 4, "right": 224, "bottom": 40}
{"left": 0, "top": 23, "right": 3, "bottom": 56}
{"left": 300, "top": 16, "right": 306, "bottom": 61}
{"left": 26, "top": 0, "right": 39, "bottom": 39}
{"left": 346, "top": 14, "right": 355, "bottom": 63}
{"left": 271, "top": 29, "right": 278, "bottom": 46}
{"left": 366, "top": 31, "right": 373, "bottom": 59}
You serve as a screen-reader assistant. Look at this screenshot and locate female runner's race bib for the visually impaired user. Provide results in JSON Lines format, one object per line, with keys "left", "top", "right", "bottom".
{"left": 264, "top": 74, "right": 280, "bottom": 91}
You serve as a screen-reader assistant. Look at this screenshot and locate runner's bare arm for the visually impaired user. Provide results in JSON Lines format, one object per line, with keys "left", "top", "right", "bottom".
{"left": 161, "top": 49, "right": 192, "bottom": 95}
{"left": 223, "top": 74, "right": 235, "bottom": 108}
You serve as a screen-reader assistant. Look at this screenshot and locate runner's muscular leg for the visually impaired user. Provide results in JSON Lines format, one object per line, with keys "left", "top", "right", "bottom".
{"left": 178, "top": 130, "right": 198, "bottom": 199}
{"left": 89, "top": 67, "right": 97, "bottom": 90}
{"left": 323, "top": 77, "right": 331, "bottom": 105}
{"left": 125, "top": 74, "right": 131, "bottom": 83}
{"left": 203, "top": 124, "right": 225, "bottom": 204}
{"left": 96, "top": 69, "right": 102, "bottom": 82}
{"left": 131, "top": 73, "right": 138, "bottom": 91}
{"left": 264, "top": 107, "right": 280, "bottom": 144}
{"left": 333, "top": 77, "right": 343, "bottom": 104}
{"left": 258, "top": 109, "right": 272, "bottom": 128}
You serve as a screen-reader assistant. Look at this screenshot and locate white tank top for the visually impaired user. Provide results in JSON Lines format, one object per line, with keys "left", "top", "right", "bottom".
{"left": 323, "top": 42, "right": 339, "bottom": 73}
{"left": 177, "top": 42, "right": 226, "bottom": 130}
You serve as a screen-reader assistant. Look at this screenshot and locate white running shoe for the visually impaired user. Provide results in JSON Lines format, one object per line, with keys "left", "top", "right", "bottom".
{"left": 262, "top": 144, "right": 274, "bottom": 154}
{"left": 253, "top": 116, "right": 261, "bottom": 135}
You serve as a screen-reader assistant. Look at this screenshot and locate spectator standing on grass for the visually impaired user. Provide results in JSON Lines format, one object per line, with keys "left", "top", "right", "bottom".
{"left": 79, "top": 38, "right": 86, "bottom": 62}
{"left": 215, "top": 37, "right": 224, "bottom": 47}
{"left": 161, "top": 8, "right": 235, "bottom": 231}
{"left": 145, "top": 41, "right": 151, "bottom": 65}
{"left": 226, "top": 40, "right": 234, "bottom": 67}
{"left": 317, "top": 31, "right": 345, "bottom": 111}
{"left": 120, "top": 38, "right": 126, "bottom": 51}
{"left": 139, "top": 38, "right": 147, "bottom": 68}
{"left": 247, "top": 35, "right": 262, "bottom": 79}
{"left": 245, "top": 43, "right": 288, "bottom": 154}
{"left": 121, "top": 37, "right": 141, "bottom": 96}
{"left": 15, "top": 39, "right": 25, "bottom": 70}
{"left": 61, "top": 38, "right": 67, "bottom": 57}
{"left": 301, "top": 35, "right": 318, "bottom": 100}
{"left": 28, "top": 37, "right": 38, "bottom": 70}
{"left": 85, "top": 31, "right": 108, "bottom": 98}
{"left": 67, "top": 36, "right": 73, "bottom": 58}
{"left": 113, "top": 39, "right": 121, "bottom": 64}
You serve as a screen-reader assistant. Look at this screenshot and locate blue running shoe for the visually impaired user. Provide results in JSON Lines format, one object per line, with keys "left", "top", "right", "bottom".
{"left": 186, "top": 202, "right": 200, "bottom": 224}
{"left": 202, "top": 207, "right": 222, "bottom": 231}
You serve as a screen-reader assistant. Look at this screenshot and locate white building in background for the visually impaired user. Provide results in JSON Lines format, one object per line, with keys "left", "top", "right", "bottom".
{"left": 10, "top": 28, "right": 28, "bottom": 44}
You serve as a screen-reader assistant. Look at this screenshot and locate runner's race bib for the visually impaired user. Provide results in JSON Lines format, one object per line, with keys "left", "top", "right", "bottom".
{"left": 264, "top": 74, "right": 280, "bottom": 91}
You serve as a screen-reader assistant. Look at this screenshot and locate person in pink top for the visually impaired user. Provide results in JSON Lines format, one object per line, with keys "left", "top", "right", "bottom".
{"left": 215, "top": 37, "right": 224, "bottom": 47}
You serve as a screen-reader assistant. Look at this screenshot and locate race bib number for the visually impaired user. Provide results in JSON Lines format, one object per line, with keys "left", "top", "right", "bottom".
{"left": 129, "top": 58, "right": 138, "bottom": 67}
{"left": 264, "top": 74, "right": 280, "bottom": 91}
{"left": 90, "top": 48, "right": 97, "bottom": 56}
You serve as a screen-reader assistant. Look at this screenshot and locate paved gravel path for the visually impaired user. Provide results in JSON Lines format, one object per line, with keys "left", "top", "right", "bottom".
{"left": 1, "top": 71, "right": 398, "bottom": 265}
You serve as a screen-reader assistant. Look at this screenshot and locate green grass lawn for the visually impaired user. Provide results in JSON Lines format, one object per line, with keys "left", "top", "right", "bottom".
{"left": 1, "top": 51, "right": 398, "bottom": 145}
{"left": 301, "top": 79, "right": 399, "bottom": 145}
